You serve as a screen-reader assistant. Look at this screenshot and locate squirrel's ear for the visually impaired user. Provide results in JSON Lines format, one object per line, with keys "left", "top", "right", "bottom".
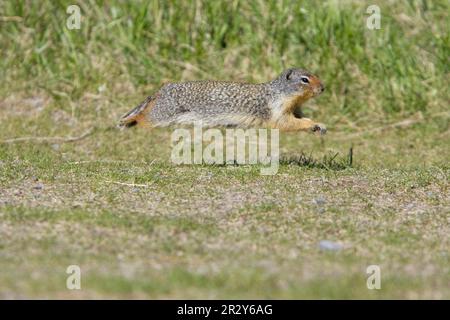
{"left": 285, "top": 69, "right": 294, "bottom": 80}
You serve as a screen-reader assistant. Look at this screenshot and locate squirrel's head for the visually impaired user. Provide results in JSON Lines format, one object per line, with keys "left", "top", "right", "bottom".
{"left": 270, "top": 68, "right": 325, "bottom": 99}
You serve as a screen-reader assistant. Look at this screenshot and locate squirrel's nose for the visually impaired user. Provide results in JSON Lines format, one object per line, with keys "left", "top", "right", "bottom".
{"left": 320, "top": 84, "right": 325, "bottom": 93}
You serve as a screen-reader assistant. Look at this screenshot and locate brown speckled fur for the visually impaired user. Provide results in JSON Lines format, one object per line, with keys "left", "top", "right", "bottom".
{"left": 119, "top": 68, "right": 326, "bottom": 134}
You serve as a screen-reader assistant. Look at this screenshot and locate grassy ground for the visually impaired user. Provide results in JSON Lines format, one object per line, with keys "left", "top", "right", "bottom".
{"left": 0, "top": 0, "right": 449, "bottom": 299}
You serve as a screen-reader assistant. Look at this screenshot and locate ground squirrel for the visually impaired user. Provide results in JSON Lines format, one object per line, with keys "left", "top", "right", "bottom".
{"left": 119, "top": 68, "right": 326, "bottom": 134}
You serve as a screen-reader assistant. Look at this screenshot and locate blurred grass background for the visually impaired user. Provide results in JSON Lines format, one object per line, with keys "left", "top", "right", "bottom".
{"left": 1, "top": 0, "right": 448, "bottom": 131}
{"left": 0, "top": 0, "right": 449, "bottom": 299}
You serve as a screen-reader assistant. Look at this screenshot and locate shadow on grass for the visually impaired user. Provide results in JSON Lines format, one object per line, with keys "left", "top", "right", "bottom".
{"left": 279, "top": 151, "right": 352, "bottom": 170}
{"left": 198, "top": 150, "right": 352, "bottom": 171}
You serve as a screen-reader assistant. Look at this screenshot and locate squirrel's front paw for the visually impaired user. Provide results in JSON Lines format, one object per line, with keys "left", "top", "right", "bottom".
{"left": 311, "top": 123, "right": 327, "bottom": 135}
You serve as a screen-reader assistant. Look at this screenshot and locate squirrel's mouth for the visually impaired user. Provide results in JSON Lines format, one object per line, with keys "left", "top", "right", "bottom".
{"left": 313, "top": 83, "right": 325, "bottom": 96}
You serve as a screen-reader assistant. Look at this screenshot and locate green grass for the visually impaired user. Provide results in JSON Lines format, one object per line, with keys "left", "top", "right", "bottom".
{"left": 0, "top": 0, "right": 449, "bottom": 299}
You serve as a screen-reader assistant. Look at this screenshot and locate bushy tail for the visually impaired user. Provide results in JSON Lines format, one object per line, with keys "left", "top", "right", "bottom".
{"left": 118, "top": 95, "right": 155, "bottom": 129}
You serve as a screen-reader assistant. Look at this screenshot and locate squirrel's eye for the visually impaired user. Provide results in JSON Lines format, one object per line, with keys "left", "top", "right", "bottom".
{"left": 300, "top": 76, "right": 310, "bottom": 84}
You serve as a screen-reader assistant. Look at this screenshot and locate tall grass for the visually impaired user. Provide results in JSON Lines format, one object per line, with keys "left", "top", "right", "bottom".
{"left": 0, "top": 0, "right": 448, "bottom": 127}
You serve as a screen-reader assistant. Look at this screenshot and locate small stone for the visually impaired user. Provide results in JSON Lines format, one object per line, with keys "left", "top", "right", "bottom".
{"left": 313, "top": 196, "right": 326, "bottom": 206}
{"left": 98, "top": 83, "right": 107, "bottom": 93}
{"left": 51, "top": 144, "right": 60, "bottom": 151}
{"left": 33, "top": 183, "right": 44, "bottom": 190}
{"left": 72, "top": 202, "right": 82, "bottom": 208}
{"left": 319, "top": 240, "right": 343, "bottom": 251}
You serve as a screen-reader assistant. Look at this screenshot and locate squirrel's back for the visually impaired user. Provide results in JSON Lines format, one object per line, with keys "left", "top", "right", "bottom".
{"left": 153, "top": 81, "right": 272, "bottom": 127}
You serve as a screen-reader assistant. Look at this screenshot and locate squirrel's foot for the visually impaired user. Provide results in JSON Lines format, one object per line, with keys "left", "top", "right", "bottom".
{"left": 311, "top": 123, "right": 327, "bottom": 135}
